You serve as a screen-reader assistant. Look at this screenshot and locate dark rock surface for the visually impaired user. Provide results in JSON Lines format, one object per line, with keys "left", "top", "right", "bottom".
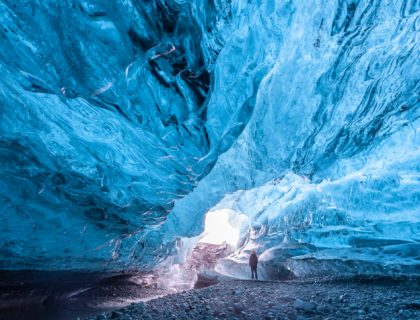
{"left": 88, "top": 277, "right": 420, "bottom": 320}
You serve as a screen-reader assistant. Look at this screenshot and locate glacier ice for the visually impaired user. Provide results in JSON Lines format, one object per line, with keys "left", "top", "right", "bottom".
{"left": 0, "top": 0, "right": 419, "bottom": 275}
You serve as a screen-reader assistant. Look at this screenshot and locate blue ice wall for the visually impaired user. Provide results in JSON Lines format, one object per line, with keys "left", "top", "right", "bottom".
{"left": 163, "top": 0, "right": 420, "bottom": 275}
{"left": 0, "top": 0, "right": 419, "bottom": 272}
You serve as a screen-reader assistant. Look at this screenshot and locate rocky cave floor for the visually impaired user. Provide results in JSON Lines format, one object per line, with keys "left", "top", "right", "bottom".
{"left": 1, "top": 271, "right": 419, "bottom": 320}
{"left": 88, "top": 277, "right": 420, "bottom": 320}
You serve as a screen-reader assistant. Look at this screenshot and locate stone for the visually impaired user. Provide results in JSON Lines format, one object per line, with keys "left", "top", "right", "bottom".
{"left": 137, "top": 301, "right": 146, "bottom": 311}
{"left": 110, "top": 311, "right": 122, "bottom": 319}
{"left": 293, "top": 299, "right": 315, "bottom": 312}
{"left": 399, "top": 309, "right": 412, "bottom": 317}
{"left": 233, "top": 303, "right": 245, "bottom": 313}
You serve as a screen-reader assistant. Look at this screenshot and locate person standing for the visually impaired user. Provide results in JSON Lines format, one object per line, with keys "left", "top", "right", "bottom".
{"left": 249, "top": 251, "right": 258, "bottom": 280}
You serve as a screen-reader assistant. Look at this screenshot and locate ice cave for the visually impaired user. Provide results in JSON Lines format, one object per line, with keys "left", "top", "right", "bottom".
{"left": 0, "top": 0, "right": 419, "bottom": 319}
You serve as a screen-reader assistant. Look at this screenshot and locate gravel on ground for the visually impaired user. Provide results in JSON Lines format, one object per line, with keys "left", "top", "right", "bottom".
{"left": 87, "top": 277, "right": 420, "bottom": 320}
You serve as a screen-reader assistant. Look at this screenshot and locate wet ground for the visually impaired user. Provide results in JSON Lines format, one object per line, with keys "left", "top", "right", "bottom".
{"left": 1, "top": 265, "right": 419, "bottom": 320}
{"left": 0, "top": 270, "right": 167, "bottom": 320}
{"left": 0, "top": 243, "right": 232, "bottom": 320}
{"left": 87, "top": 276, "right": 420, "bottom": 320}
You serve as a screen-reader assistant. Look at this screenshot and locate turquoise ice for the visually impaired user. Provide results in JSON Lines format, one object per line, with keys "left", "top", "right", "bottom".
{"left": 0, "top": 0, "right": 418, "bottom": 274}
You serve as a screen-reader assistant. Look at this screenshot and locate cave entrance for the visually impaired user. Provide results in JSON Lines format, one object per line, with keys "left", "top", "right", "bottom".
{"left": 185, "top": 209, "right": 248, "bottom": 280}
{"left": 199, "top": 209, "right": 248, "bottom": 247}
{"left": 158, "top": 209, "right": 248, "bottom": 290}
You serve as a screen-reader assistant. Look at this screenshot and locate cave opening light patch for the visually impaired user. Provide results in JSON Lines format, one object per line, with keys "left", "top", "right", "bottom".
{"left": 199, "top": 209, "right": 248, "bottom": 247}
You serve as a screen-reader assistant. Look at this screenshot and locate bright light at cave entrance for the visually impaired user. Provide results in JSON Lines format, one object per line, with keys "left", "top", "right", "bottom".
{"left": 199, "top": 209, "right": 247, "bottom": 246}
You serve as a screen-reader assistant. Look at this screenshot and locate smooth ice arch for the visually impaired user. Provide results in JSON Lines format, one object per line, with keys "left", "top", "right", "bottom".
{"left": 0, "top": 0, "right": 419, "bottom": 275}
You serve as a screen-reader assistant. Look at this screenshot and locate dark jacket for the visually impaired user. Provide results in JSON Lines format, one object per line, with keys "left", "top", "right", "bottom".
{"left": 249, "top": 253, "right": 258, "bottom": 268}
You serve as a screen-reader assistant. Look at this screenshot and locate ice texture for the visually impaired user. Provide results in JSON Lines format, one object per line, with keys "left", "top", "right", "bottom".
{"left": 0, "top": 0, "right": 419, "bottom": 273}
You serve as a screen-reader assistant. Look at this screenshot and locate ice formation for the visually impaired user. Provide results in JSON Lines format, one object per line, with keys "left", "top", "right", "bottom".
{"left": 0, "top": 0, "right": 418, "bottom": 275}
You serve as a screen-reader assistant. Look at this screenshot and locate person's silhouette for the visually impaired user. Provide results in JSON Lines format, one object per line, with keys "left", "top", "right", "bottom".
{"left": 249, "top": 251, "right": 258, "bottom": 280}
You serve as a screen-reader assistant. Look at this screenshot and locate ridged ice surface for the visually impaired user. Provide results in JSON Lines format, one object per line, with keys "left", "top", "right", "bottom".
{"left": 0, "top": 0, "right": 419, "bottom": 273}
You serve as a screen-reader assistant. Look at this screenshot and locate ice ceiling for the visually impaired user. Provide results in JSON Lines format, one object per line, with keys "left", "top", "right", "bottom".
{"left": 0, "top": 0, "right": 419, "bottom": 274}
